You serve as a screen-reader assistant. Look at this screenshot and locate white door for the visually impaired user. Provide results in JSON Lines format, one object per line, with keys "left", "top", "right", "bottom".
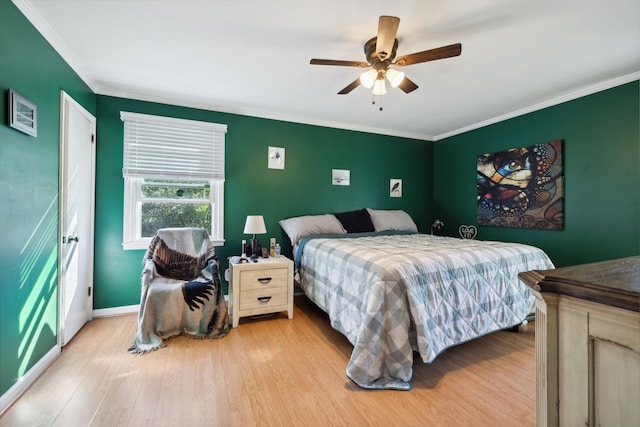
{"left": 59, "top": 91, "right": 96, "bottom": 346}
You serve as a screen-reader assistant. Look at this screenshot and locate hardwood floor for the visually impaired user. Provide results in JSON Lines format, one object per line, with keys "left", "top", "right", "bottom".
{"left": 0, "top": 296, "right": 536, "bottom": 427}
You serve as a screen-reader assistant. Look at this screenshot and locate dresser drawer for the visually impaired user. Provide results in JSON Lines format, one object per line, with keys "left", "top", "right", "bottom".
{"left": 240, "top": 287, "right": 288, "bottom": 311}
{"left": 239, "top": 268, "right": 288, "bottom": 291}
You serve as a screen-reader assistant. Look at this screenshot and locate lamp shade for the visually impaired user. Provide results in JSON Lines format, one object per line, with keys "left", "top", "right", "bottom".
{"left": 243, "top": 215, "right": 267, "bottom": 234}
{"left": 372, "top": 78, "right": 387, "bottom": 95}
{"left": 359, "top": 69, "right": 377, "bottom": 89}
{"left": 385, "top": 68, "right": 405, "bottom": 88}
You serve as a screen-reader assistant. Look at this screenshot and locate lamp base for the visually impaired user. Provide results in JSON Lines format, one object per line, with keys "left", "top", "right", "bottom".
{"left": 250, "top": 236, "right": 260, "bottom": 261}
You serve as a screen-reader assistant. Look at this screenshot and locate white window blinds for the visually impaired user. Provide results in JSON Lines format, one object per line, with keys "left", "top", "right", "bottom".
{"left": 121, "top": 112, "right": 227, "bottom": 180}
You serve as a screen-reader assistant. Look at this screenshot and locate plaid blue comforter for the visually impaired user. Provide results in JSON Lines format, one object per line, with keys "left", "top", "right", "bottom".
{"left": 298, "top": 233, "right": 554, "bottom": 390}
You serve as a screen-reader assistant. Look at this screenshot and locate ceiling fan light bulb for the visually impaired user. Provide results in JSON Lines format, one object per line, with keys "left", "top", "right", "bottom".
{"left": 360, "top": 69, "right": 377, "bottom": 88}
{"left": 372, "top": 79, "right": 387, "bottom": 95}
{"left": 386, "top": 69, "right": 405, "bottom": 88}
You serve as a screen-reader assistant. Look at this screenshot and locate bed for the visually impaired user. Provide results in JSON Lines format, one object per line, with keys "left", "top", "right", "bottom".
{"left": 280, "top": 209, "right": 554, "bottom": 390}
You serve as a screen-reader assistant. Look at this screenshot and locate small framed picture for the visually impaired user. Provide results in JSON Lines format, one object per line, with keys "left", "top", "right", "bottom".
{"left": 268, "top": 146, "right": 285, "bottom": 169}
{"left": 390, "top": 179, "right": 402, "bottom": 197}
{"left": 332, "top": 169, "right": 350, "bottom": 186}
{"left": 7, "top": 89, "right": 37, "bottom": 137}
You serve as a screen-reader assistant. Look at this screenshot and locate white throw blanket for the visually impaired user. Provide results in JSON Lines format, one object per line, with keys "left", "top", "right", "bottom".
{"left": 129, "top": 228, "right": 230, "bottom": 354}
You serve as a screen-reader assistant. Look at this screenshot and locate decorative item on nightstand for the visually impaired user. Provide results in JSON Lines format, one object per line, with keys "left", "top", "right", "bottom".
{"left": 458, "top": 224, "right": 478, "bottom": 239}
{"left": 244, "top": 215, "right": 267, "bottom": 261}
{"left": 431, "top": 219, "right": 445, "bottom": 236}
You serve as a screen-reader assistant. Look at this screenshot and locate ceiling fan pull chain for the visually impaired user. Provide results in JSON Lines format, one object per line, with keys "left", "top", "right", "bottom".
{"left": 371, "top": 93, "right": 383, "bottom": 111}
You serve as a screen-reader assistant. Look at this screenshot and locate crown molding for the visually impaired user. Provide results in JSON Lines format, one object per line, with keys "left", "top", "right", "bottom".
{"left": 13, "top": 0, "right": 636, "bottom": 143}
{"left": 434, "top": 72, "right": 640, "bottom": 141}
{"left": 12, "top": 0, "right": 98, "bottom": 92}
{"left": 96, "top": 85, "right": 434, "bottom": 141}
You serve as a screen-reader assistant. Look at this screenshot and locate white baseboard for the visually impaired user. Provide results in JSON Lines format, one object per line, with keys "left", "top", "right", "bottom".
{"left": 92, "top": 295, "right": 230, "bottom": 318}
{"left": 0, "top": 345, "right": 61, "bottom": 416}
{"left": 2, "top": 298, "right": 232, "bottom": 415}
{"left": 92, "top": 304, "right": 139, "bottom": 318}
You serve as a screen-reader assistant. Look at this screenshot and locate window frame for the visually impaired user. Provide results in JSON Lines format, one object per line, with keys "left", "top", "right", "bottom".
{"left": 120, "top": 112, "right": 226, "bottom": 250}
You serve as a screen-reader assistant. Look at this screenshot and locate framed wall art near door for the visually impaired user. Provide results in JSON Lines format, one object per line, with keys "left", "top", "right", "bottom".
{"left": 7, "top": 89, "right": 37, "bottom": 137}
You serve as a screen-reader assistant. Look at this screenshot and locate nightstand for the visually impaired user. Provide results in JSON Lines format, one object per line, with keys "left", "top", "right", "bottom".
{"left": 229, "top": 256, "right": 294, "bottom": 328}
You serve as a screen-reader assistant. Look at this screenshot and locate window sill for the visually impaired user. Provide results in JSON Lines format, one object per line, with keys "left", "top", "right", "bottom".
{"left": 122, "top": 239, "right": 151, "bottom": 251}
{"left": 123, "top": 237, "right": 225, "bottom": 251}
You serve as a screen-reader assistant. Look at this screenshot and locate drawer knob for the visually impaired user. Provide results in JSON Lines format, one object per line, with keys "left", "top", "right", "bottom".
{"left": 257, "top": 277, "right": 272, "bottom": 284}
{"left": 257, "top": 296, "right": 272, "bottom": 303}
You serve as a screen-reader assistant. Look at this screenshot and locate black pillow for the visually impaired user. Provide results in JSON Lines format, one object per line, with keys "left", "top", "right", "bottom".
{"left": 334, "top": 209, "right": 375, "bottom": 233}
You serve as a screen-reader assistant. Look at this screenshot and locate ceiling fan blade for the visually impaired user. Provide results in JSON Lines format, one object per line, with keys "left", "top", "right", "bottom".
{"left": 394, "top": 43, "right": 462, "bottom": 67}
{"left": 376, "top": 16, "right": 400, "bottom": 60}
{"left": 397, "top": 76, "right": 418, "bottom": 93}
{"left": 338, "top": 78, "right": 361, "bottom": 94}
{"left": 310, "top": 59, "right": 369, "bottom": 67}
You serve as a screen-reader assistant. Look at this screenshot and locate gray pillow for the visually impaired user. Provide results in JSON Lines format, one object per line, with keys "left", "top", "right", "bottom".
{"left": 366, "top": 208, "right": 418, "bottom": 232}
{"left": 279, "top": 214, "right": 347, "bottom": 247}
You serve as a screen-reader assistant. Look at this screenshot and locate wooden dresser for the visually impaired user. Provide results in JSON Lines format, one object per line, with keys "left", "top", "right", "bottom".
{"left": 519, "top": 256, "right": 640, "bottom": 427}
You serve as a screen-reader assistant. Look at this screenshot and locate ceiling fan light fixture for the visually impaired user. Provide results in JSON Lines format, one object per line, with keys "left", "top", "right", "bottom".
{"left": 372, "top": 78, "right": 387, "bottom": 95}
{"left": 310, "top": 16, "right": 462, "bottom": 99}
{"left": 386, "top": 68, "right": 405, "bottom": 88}
{"left": 360, "top": 69, "right": 377, "bottom": 88}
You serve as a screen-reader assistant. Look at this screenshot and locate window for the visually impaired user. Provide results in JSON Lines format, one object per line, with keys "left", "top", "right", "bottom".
{"left": 121, "top": 112, "right": 226, "bottom": 250}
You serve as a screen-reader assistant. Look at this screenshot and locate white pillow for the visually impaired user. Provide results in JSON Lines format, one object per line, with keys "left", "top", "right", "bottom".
{"left": 279, "top": 214, "right": 347, "bottom": 247}
{"left": 366, "top": 208, "right": 418, "bottom": 232}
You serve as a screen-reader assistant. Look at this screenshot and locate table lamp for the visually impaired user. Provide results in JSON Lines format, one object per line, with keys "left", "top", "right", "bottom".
{"left": 243, "top": 215, "right": 267, "bottom": 261}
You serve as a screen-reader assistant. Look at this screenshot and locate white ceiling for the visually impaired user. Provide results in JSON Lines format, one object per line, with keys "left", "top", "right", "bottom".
{"left": 14, "top": 0, "right": 640, "bottom": 141}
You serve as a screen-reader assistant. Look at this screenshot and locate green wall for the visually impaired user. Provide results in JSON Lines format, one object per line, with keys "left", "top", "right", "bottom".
{"left": 94, "top": 95, "right": 433, "bottom": 309}
{"left": 435, "top": 81, "right": 640, "bottom": 267}
{"left": 0, "top": 0, "right": 95, "bottom": 399}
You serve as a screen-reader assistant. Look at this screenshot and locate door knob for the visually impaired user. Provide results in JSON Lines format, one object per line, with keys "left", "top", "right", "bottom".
{"left": 64, "top": 236, "right": 79, "bottom": 243}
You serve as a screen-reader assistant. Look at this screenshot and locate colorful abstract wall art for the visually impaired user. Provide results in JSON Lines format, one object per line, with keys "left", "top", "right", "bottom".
{"left": 477, "top": 139, "right": 564, "bottom": 230}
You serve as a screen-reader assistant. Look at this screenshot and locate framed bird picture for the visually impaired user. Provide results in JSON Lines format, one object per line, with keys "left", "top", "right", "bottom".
{"left": 268, "top": 146, "right": 285, "bottom": 169}
{"left": 390, "top": 179, "right": 402, "bottom": 197}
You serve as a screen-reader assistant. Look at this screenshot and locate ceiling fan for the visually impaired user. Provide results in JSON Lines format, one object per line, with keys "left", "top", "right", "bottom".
{"left": 310, "top": 16, "right": 462, "bottom": 97}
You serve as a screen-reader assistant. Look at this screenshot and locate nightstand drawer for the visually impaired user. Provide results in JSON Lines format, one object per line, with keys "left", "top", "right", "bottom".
{"left": 240, "top": 287, "right": 288, "bottom": 311}
{"left": 239, "top": 268, "right": 288, "bottom": 291}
